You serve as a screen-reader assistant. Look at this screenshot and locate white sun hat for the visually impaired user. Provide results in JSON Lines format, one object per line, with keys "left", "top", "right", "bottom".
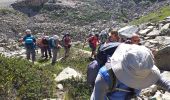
{"left": 111, "top": 43, "right": 160, "bottom": 89}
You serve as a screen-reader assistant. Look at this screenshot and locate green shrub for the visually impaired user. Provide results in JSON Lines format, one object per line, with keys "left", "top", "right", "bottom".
{"left": 0, "top": 54, "right": 56, "bottom": 99}
{"left": 61, "top": 78, "right": 91, "bottom": 100}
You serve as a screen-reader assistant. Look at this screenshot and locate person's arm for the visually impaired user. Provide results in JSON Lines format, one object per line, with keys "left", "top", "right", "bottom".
{"left": 90, "top": 74, "right": 109, "bottom": 100}
{"left": 155, "top": 77, "right": 170, "bottom": 92}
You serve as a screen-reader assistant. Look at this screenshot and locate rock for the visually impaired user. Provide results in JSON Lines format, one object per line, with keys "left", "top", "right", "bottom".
{"left": 161, "top": 23, "right": 170, "bottom": 31}
{"left": 55, "top": 67, "right": 82, "bottom": 82}
{"left": 57, "top": 84, "right": 63, "bottom": 91}
{"left": 0, "top": 47, "right": 5, "bottom": 52}
{"left": 140, "top": 85, "right": 158, "bottom": 97}
{"left": 147, "top": 29, "right": 160, "bottom": 38}
{"left": 151, "top": 91, "right": 163, "bottom": 100}
{"left": 155, "top": 45, "right": 170, "bottom": 70}
{"left": 118, "top": 25, "right": 139, "bottom": 39}
{"left": 139, "top": 28, "right": 152, "bottom": 36}
{"left": 162, "top": 92, "right": 170, "bottom": 100}
{"left": 43, "top": 98, "right": 57, "bottom": 100}
{"left": 161, "top": 71, "right": 170, "bottom": 80}
{"left": 147, "top": 26, "right": 154, "bottom": 30}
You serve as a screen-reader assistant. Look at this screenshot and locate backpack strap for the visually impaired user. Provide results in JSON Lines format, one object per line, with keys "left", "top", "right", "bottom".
{"left": 104, "top": 62, "right": 117, "bottom": 92}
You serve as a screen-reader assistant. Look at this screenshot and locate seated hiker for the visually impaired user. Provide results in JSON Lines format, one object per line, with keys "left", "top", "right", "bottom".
{"left": 91, "top": 43, "right": 170, "bottom": 100}
{"left": 23, "top": 29, "right": 36, "bottom": 64}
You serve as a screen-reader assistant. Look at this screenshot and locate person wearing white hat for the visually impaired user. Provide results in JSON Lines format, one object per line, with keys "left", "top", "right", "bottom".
{"left": 51, "top": 35, "right": 61, "bottom": 65}
{"left": 23, "top": 29, "right": 36, "bottom": 64}
{"left": 90, "top": 43, "right": 170, "bottom": 100}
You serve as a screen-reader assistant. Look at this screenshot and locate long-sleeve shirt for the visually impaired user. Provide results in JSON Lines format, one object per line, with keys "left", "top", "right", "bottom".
{"left": 90, "top": 68, "right": 170, "bottom": 100}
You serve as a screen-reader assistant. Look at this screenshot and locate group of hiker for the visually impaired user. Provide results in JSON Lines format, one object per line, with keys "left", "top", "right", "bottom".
{"left": 86, "top": 29, "right": 170, "bottom": 100}
{"left": 85, "top": 29, "right": 141, "bottom": 60}
{"left": 21, "top": 29, "right": 71, "bottom": 65}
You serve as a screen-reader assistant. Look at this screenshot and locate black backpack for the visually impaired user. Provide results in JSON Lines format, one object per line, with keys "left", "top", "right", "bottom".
{"left": 87, "top": 42, "right": 120, "bottom": 87}
{"left": 96, "top": 42, "right": 121, "bottom": 67}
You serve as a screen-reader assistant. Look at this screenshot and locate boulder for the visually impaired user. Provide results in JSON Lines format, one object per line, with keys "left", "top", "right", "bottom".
{"left": 155, "top": 45, "right": 170, "bottom": 70}
{"left": 162, "top": 92, "right": 170, "bottom": 100}
{"left": 139, "top": 28, "right": 153, "bottom": 36}
{"left": 57, "top": 84, "right": 64, "bottom": 91}
{"left": 161, "top": 23, "right": 170, "bottom": 31}
{"left": 161, "top": 71, "right": 170, "bottom": 80}
{"left": 118, "top": 25, "right": 139, "bottom": 39}
{"left": 55, "top": 67, "right": 82, "bottom": 82}
{"left": 147, "top": 29, "right": 160, "bottom": 38}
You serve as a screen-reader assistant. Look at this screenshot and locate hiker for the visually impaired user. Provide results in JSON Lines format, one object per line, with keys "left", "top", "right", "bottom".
{"left": 99, "top": 30, "right": 108, "bottom": 44}
{"left": 87, "top": 33, "right": 100, "bottom": 59}
{"left": 62, "top": 33, "right": 71, "bottom": 58}
{"left": 106, "top": 30, "right": 120, "bottom": 43}
{"left": 91, "top": 43, "right": 170, "bottom": 100}
{"left": 131, "top": 34, "right": 141, "bottom": 45}
{"left": 36, "top": 37, "right": 45, "bottom": 58}
{"left": 23, "top": 29, "right": 36, "bottom": 64}
{"left": 51, "top": 35, "right": 61, "bottom": 65}
{"left": 42, "top": 36, "right": 52, "bottom": 59}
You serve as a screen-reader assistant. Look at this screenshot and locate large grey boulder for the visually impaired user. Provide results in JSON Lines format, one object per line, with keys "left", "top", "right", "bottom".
{"left": 118, "top": 25, "right": 139, "bottom": 39}
{"left": 55, "top": 67, "right": 82, "bottom": 82}
{"left": 155, "top": 45, "right": 170, "bottom": 70}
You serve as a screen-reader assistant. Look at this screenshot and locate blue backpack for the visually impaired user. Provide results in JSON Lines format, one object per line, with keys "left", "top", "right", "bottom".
{"left": 24, "top": 36, "right": 35, "bottom": 48}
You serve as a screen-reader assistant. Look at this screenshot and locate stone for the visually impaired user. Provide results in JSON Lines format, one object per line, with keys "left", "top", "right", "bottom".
{"left": 139, "top": 28, "right": 153, "bottom": 36}
{"left": 147, "top": 26, "right": 154, "bottom": 29}
{"left": 57, "top": 84, "right": 63, "bottom": 90}
{"left": 162, "top": 92, "right": 170, "bottom": 100}
{"left": 0, "top": 47, "right": 5, "bottom": 52}
{"left": 161, "top": 71, "right": 170, "bottom": 80}
{"left": 140, "top": 85, "right": 158, "bottom": 97}
{"left": 43, "top": 98, "right": 57, "bottom": 100}
{"left": 118, "top": 25, "right": 139, "bottom": 39}
{"left": 155, "top": 45, "right": 170, "bottom": 70}
{"left": 161, "top": 23, "right": 170, "bottom": 31}
{"left": 147, "top": 30, "right": 160, "bottom": 38}
{"left": 151, "top": 91, "right": 163, "bottom": 100}
{"left": 55, "top": 67, "right": 82, "bottom": 82}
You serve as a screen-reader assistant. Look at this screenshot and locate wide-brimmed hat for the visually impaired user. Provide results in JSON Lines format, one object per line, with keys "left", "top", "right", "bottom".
{"left": 111, "top": 43, "right": 160, "bottom": 89}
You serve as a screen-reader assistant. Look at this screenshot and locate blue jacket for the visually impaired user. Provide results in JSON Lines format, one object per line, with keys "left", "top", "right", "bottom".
{"left": 99, "top": 66, "right": 140, "bottom": 100}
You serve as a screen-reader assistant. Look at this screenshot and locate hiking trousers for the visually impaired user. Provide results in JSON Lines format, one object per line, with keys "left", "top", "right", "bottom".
{"left": 26, "top": 48, "right": 36, "bottom": 62}
{"left": 52, "top": 48, "right": 59, "bottom": 64}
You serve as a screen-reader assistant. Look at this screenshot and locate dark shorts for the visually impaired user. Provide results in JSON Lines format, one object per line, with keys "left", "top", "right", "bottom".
{"left": 89, "top": 44, "right": 96, "bottom": 52}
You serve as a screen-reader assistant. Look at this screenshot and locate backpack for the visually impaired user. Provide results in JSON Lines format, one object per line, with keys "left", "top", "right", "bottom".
{"left": 87, "top": 42, "right": 120, "bottom": 86}
{"left": 87, "top": 60, "right": 99, "bottom": 87}
{"left": 96, "top": 42, "right": 120, "bottom": 67}
{"left": 24, "top": 36, "right": 35, "bottom": 48}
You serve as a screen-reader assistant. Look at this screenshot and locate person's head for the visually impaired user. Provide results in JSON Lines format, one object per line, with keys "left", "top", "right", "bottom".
{"left": 25, "top": 29, "right": 31, "bottom": 35}
{"left": 131, "top": 34, "right": 140, "bottom": 44}
{"left": 111, "top": 44, "right": 160, "bottom": 89}
{"left": 95, "top": 33, "right": 99, "bottom": 38}
{"left": 109, "top": 30, "right": 119, "bottom": 42}
{"left": 44, "top": 36, "right": 49, "bottom": 40}
{"left": 53, "top": 35, "right": 59, "bottom": 40}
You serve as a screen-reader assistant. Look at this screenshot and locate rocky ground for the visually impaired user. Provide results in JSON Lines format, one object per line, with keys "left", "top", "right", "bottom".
{"left": 0, "top": 0, "right": 170, "bottom": 99}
